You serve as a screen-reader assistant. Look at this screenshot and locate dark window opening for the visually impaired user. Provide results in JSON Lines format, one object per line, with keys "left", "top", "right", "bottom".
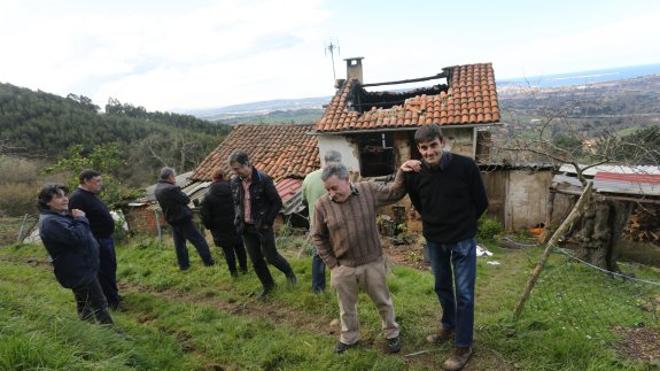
{"left": 348, "top": 83, "right": 449, "bottom": 113}
{"left": 357, "top": 133, "right": 395, "bottom": 177}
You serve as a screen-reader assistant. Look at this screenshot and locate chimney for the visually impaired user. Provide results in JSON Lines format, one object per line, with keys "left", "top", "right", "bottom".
{"left": 344, "top": 57, "right": 364, "bottom": 83}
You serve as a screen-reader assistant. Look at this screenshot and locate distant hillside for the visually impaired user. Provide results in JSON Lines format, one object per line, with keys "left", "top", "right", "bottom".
{"left": 189, "top": 96, "right": 329, "bottom": 121}
{"left": 0, "top": 82, "right": 231, "bottom": 185}
{"left": 498, "top": 74, "right": 660, "bottom": 134}
{"left": 214, "top": 108, "right": 323, "bottom": 125}
{"left": 184, "top": 64, "right": 660, "bottom": 122}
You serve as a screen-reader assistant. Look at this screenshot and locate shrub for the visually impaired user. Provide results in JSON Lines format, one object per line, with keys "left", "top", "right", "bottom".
{"left": 0, "top": 182, "right": 41, "bottom": 217}
{"left": 478, "top": 215, "right": 503, "bottom": 241}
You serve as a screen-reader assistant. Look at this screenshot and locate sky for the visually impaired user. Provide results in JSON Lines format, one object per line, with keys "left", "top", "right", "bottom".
{"left": 1, "top": 0, "right": 659, "bottom": 112}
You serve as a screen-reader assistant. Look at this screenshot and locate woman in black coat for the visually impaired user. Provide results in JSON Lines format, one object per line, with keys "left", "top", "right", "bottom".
{"left": 200, "top": 169, "right": 248, "bottom": 277}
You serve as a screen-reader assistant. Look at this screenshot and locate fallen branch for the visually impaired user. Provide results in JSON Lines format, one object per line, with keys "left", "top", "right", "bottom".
{"left": 513, "top": 181, "right": 593, "bottom": 319}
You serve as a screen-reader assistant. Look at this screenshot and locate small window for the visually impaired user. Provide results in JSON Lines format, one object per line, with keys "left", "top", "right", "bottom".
{"left": 358, "top": 133, "right": 395, "bottom": 177}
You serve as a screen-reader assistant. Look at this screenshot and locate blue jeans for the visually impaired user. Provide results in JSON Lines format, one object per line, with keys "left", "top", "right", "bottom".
{"left": 426, "top": 237, "right": 477, "bottom": 347}
{"left": 311, "top": 253, "right": 326, "bottom": 292}
{"left": 171, "top": 220, "right": 214, "bottom": 270}
{"left": 96, "top": 237, "right": 120, "bottom": 307}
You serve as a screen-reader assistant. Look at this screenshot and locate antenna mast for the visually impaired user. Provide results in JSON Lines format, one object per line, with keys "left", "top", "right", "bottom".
{"left": 324, "top": 41, "right": 340, "bottom": 81}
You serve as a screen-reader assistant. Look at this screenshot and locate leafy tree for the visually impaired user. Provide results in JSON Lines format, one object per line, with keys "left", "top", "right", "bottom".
{"left": 45, "top": 143, "right": 141, "bottom": 207}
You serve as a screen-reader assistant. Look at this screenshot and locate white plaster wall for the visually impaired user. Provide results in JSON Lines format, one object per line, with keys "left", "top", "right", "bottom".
{"left": 317, "top": 135, "right": 360, "bottom": 172}
{"left": 443, "top": 127, "right": 475, "bottom": 158}
{"left": 505, "top": 170, "right": 553, "bottom": 231}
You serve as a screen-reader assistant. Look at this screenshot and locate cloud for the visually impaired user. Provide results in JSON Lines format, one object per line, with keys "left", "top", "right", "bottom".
{"left": 0, "top": 0, "right": 331, "bottom": 110}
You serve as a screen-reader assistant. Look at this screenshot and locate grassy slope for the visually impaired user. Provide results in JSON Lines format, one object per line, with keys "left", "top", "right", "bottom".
{"left": 0, "top": 237, "right": 657, "bottom": 370}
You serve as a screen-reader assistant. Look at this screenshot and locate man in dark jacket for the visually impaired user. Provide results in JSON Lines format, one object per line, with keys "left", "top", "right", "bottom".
{"left": 200, "top": 168, "right": 248, "bottom": 277}
{"left": 38, "top": 184, "right": 113, "bottom": 325}
{"left": 154, "top": 167, "right": 214, "bottom": 270}
{"left": 401, "top": 124, "right": 488, "bottom": 371}
{"left": 229, "top": 150, "right": 297, "bottom": 298}
{"left": 69, "top": 169, "right": 121, "bottom": 310}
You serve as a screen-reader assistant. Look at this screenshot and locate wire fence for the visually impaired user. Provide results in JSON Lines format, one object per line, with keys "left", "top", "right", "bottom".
{"left": 0, "top": 215, "right": 39, "bottom": 247}
{"left": 518, "top": 246, "right": 659, "bottom": 359}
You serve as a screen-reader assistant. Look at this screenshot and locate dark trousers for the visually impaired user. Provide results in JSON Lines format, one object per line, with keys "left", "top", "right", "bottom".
{"left": 426, "top": 237, "right": 477, "bottom": 347}
{"left": 171, "top": 220, "right": 214, "bottom": 270}
{"left": 212, "top": 232, "right": 248, "bottom": 275}
{"left": 311, "top": 253, "right": 326, "bottom": 292}
{"left": 72, "top": 278, "right": 114, "bottom": 325}
{"left": 96, "top": 237, "right": 120, "bottom": 307}
{"left": 242, "top": 224, "right": 294, "bottom": 289}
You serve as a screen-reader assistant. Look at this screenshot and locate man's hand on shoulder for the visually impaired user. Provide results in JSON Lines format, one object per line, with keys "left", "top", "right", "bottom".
{"left": 401, "top": 160, "right": 422, "bottom": 173}
{"left": 70, "top": 209, "right": 85, "bottom": 218}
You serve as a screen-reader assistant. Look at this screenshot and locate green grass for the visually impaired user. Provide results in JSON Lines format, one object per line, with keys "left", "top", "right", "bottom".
{"left": 0, "top": 237, "right": 657, "bottom": 370}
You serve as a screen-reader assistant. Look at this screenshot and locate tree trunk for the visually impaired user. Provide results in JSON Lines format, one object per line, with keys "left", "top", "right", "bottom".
{"left": 572, "top": 198, "right": 633, "bottom": 272}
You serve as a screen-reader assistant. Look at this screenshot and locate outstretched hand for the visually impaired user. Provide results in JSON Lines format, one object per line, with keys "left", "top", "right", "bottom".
{"left": 401, "top": 160, "right": 422, "bottom": 172}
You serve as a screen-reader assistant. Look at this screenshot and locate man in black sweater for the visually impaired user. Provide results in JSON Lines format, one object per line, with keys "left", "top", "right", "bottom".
{"left": 69, "top": 169, "right": 121, "bottom": 310}
{"left": 401, "top": 125, "right": 488, "bottom": 371}
{"left": 155, "top": 167, "right": 214, "bottom": 270}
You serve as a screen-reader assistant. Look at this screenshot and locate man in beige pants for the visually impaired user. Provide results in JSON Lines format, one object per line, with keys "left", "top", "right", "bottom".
{"left": 311, "top": 163, "right": 406, "bottom": 353}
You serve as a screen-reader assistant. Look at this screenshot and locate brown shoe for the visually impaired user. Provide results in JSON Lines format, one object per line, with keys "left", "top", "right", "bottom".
{"left": 426, "top": 327, "right": 454, "bottom": 344}
{"left": 442, "top": 346, "right": 473, "bottom": 371}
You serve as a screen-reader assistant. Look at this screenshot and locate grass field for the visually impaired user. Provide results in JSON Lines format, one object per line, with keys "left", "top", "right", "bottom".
{"left": 0, "top": 236, "right": 657, "bottom": 370}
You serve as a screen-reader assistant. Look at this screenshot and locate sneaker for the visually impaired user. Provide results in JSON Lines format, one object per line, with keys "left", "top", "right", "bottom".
{"left": 386, "top": 336, "right": 401, "bottom": 353}
{"left": 442, "top": 346, "right": 473, "bottom": 371}
{"left": 334, "top": 341, "right": 357, "bottom": 353}
{"left": 427, "top": 327, "right": 454, "bottom": 344}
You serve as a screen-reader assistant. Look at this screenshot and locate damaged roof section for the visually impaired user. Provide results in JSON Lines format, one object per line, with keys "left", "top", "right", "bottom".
{"left": 191, "top": 124, "right": 320, "bottom": 182}
{"left": 316, "top": 63, "right": 499, "bottom": 133}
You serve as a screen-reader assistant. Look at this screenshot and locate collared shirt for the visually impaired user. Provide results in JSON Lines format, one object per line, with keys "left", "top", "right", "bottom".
{"left": 241, "top": 176, "right": 253, "bottom": 224}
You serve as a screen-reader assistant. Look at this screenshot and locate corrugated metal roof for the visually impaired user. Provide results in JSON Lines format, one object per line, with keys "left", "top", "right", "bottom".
{"left": 552, "top": 172, "right": 660, "bottom": 198}
{"left": 558, "top": 164, "right": 660, "bottom": 177}
{"left": 276, "top": 178, "right": 302, "bottom": 203}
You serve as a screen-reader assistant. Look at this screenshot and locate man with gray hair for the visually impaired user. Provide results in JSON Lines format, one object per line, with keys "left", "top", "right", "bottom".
{"left": 311, "top": 163, "right": 406, "bottom": 354}
{"left": 229, "top": 150, "right": 297, "bottom": 298}
{"left": 302, "top": 150, "right": 342, "bottom": 293}
{"left": 154, "top": 167, "right": 214, "bottom": 270}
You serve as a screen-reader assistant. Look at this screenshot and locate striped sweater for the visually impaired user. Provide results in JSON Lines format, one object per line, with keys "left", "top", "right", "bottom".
{"left": 311, "top": 171, "right": 406, "bottom": 268}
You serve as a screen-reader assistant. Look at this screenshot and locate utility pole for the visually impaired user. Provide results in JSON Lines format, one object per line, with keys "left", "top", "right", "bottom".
{"left": 324, "top": 41, "right": 340, "bottom": 81}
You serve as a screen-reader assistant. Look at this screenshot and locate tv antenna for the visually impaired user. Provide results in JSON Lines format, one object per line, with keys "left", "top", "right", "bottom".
{"left": 324, "top": 41, "right": 340, "bottom": 81}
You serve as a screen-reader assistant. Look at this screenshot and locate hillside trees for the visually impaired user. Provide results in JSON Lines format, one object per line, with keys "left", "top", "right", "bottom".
{"left": 0, "top": 82, "right": 231, "bottom": 188}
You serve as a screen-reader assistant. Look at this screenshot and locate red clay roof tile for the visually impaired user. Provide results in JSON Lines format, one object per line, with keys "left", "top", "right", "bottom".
{"left": 191, "top": 124, "right": 319, "bottom": 182}
{"left": 315, "top": 63, "right": 498, "bottom": 132}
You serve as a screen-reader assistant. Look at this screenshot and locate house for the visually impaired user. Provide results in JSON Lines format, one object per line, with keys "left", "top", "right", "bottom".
{"left": 190, "top": 123, "right": 320, "bottom": 224}
{"left": 311, "top": 58, "right": 500, "bottom": 235}
{"left": 124, "top": 125, "right": 320, "bottom": 235}
{"left": 313, "top": 57, "right": 500, "bottom": 177}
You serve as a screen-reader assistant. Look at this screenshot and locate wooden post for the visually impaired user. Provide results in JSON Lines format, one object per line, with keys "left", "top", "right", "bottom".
{"left": 16, "top": 214, "right": 28, "bottom": 243}
{"left": 513, "top": 182, "right": 593, "bottom": 319}
{"left": 154, "top": 209, "right": 163, "bottom": 243}
{"left": 540, "top": 190, "right": 556, "bottom": 243}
